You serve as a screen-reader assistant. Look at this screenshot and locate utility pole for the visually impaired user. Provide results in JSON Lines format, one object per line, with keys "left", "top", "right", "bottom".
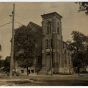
{"left": 9, "top": 3, "right": 15, "bottom": 78}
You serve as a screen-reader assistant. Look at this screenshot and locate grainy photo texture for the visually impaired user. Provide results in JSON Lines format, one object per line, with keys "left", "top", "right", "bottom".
{"left": 0, "top": 2, "right": 88, "bottom": 86}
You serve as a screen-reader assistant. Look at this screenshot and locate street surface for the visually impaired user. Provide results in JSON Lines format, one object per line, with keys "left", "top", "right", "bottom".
{"left": 0, "top": 74, "right": 88, "bottom": 86}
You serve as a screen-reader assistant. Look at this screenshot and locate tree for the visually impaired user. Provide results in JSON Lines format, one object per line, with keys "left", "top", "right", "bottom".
{"left": 0, "top": 59, "right": 4, "bottom": 68}
{"left": 0, "top": 44, "right": 3, "bottom": 68}
{"left": 3, "top": 56, "right": 10, "bottom": 73}
{"left": 76, "top": 2, "right": 88, "bottom": 15}
{"left": 14, "top": 25, "right": 41, "bottom": 75}
{"left": 71, "top": 31, "right": 86, "bottom": 52}
{"left": 82, "top": 42, "right": 88, "bottom": 65}
{"left": 67, "top": 31, "right": 88, "bottom": 69}
{"left": 0, "top": 44, "right": 1, "bottom": 51}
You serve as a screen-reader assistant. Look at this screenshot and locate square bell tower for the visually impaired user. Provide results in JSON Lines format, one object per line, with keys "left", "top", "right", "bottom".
{"left": 41, "top": 12, "right": 63, "bottom": 74}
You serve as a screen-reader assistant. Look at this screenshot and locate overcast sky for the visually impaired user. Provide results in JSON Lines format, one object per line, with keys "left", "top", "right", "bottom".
{"left": 0, "top": 2, "right": 88, "bottom": 59}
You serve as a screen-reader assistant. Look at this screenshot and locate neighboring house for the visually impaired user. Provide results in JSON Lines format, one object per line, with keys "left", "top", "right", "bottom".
{"left": 15, "top": 12, "right": 73, "bottom": 75}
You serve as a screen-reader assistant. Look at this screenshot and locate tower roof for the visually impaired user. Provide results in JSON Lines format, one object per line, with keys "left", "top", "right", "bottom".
{"left": 41, "top": 12, "right": 62, "bottom": 19}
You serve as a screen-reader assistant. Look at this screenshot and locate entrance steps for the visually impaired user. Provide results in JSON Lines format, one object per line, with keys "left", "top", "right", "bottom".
{"left": 38, "top": 67, "right": 52, "bottom": 75}
{"left": 38, "top": 67, "right": 48, "bottom": 75}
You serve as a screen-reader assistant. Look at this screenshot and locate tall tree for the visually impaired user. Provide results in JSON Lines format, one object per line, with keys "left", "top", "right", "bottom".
{"left": 0, "top": 44, "right": 2, "bottom": 68}
{"left": 14, "top": 25, "right": 41, "bottom": 75}
{"left": 71, "top": 31, "right": 86, "bottom": 52}
{"left": 0, "top": 59, "right": 4, "bottom": 68}
{"left": 3, "top": 56, "right": 10, "bottom": 73}
{"left": 68, "top": 31, "right": 88, "bottom": 68}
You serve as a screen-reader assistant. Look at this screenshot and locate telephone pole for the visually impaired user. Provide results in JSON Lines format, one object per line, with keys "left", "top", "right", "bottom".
{"left": 9, "top": 3, "right": 15, "bottom": 78}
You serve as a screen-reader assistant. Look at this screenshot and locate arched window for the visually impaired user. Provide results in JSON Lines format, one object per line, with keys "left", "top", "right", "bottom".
{"left": 47, "top": 24, "right": 51, "bottom": 34}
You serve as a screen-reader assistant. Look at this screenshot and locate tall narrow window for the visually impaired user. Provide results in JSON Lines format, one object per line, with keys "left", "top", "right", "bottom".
{"left": 47, "top": 24, "right": 51, "bottom": 34}
{"left": 51, "top": 39, "right": 52, "bottom": 48}
{"left": 65, "top": 59, "right": 67, "bottom": 64}
{"left": 68, "top": 53, "right": 70, "bottom": 64}
{"left": 57, "top": 27, "right": 60, "bottom": 34}
{"left": 64, "top": 50, "right": 67, "bottom": 64}
{"left": 47, "top": 26, "right": 49, "bottom": 34}
{"left": 37, "top": 56, "right": 41, "bottom": 63}
{"left": 46, "top": 39, "right": 49, "bottom": 49}
{"left": 58, "top": 40, "right": 60, "bottom": 49}
{"left": 47, "top": 52, "right": 50, "bottom": 56}
{"left": 57, "top": 22, "right": 59, "bottom": 26}
{"left": 49, "top": 24, "right": 51, "bottom": 33}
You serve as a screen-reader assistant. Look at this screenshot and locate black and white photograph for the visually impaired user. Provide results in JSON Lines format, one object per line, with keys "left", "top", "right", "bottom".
{"left": 0, "top": 1, "right": 88, "bottom": 86}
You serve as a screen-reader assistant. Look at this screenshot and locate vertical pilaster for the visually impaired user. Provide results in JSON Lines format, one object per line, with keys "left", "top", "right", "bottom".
{"left": 61, "top": 36, "right": 63, "bottom": 67}
{"left": 42, "top": 20, "right": 46, "bottom": 67}
{"left": 60, "top": 21, "right": 63, "bottom": 68}
{"left": 58, "top": 22, "right": 63, "bottom": 73}
{"left": 69, "top": 54, "right": 73, "bottom": 73}
{"left": 52, "top": 17, "right": 57, "bottom": 68}
{"left": 59, "top": 40, "right": 61, "bottom": 68}
{"left": 67, "top": 52, "right": 69, "bottom": 69}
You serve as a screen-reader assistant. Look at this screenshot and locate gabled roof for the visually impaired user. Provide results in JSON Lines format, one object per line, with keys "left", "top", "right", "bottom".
{"left": 27, "top": 21, "right": 42, "bottom": 32}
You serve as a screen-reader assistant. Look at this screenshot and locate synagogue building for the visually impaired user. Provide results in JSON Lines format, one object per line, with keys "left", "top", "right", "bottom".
{"left": 15, "top": 12, "right": 73, "bottom": 75}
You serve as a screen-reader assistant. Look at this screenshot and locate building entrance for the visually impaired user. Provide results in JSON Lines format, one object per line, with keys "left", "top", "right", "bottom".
{"left": 46, "top": 54, "right": 51, "bottom": 69}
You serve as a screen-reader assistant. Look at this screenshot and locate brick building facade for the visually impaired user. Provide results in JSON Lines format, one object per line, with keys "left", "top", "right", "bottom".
{"left": 15, "top": 12, "right": 73, "bottom": 75}
{"left": 39, "top": 12, "right": 73, "bottom": 74}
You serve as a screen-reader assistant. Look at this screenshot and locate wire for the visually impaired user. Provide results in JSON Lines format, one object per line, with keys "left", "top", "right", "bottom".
{"left": 0, "top": 22, "right": 12, "bottom": 28}
{"left": 14, "top": 22, "right": 25, "bottom": 26}
{"left": 0, "top": 21, "right": 23, "bottom": 29}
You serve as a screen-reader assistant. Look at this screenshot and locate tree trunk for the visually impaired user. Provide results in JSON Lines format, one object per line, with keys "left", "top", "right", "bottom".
{"left": 27, "top": 66, "right": 29, "bottom": 76}
{"left": 26, "top": 56, "right": 29, "bottom": 76}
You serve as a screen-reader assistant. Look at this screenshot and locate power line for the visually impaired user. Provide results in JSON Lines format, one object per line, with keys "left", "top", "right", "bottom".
{"left": 14, "top": 22, "right": 25, "bottom": 26}
{"left": 0, "top": 22, "right": 12, "bottom": 28}
{"left": 0, "top": 21, "right": 24, "bottom": 29}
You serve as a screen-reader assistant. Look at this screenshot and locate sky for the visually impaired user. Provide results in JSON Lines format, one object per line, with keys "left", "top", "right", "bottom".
{"left": 0, "top": 2, "right": 88, "bottom": 59}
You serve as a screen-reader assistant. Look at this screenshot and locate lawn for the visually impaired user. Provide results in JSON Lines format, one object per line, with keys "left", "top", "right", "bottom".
{"left": 0, "top": 74, "right": 88, "bottom": 86}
